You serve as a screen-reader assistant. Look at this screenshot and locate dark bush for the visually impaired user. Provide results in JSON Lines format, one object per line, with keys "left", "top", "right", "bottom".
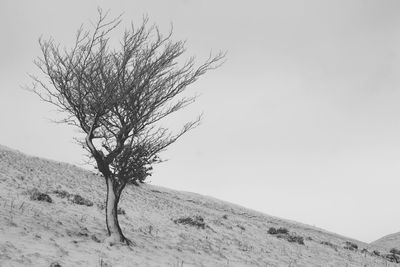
{"left": 267, "top": 226, "right": 304, "bottom": 245}
{"left": 268, "top": 227, "right": 289, "bottom": 235}
{"left": 268, "top": 227, "right": 278, "bottom": 235}
{"left": 277, "top": 227, "right": 289, "bottom": 234}
{"left": 344, "top": 241, "right": 358, "bottom": 251}
{"left": 174, "top": 215, "right": 206, "bottom": 229}
{"left": 390, "top": 248, "right": 400, "bottom": 255}
{"left": 71, "top": 194, "right": 93, "bottom": 206}
{"left": 287, "top": 234, "right": 304, "bottom": 245}
{"left": 30, "top": 190, "right": 52, "bottom": 203}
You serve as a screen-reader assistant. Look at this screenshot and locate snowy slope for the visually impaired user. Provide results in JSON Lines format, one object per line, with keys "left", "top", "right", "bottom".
{"left": 0, "top": 145, "right": 398, "bottom": 266}
{"left": 372, "top": 232, "right": 400, "bottom": 252}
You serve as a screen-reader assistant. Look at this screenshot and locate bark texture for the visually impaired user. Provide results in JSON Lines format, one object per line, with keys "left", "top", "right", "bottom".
{"left": 105, "top": 177, "right": 123, "bottom": 242}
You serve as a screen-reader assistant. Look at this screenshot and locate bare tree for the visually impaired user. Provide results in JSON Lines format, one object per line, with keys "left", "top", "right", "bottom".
{"left": 30, "top": 9, "right": 224, "bottom": 245}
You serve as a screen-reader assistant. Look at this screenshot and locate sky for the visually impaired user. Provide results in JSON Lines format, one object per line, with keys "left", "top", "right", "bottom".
{"left": 1, "top": 0, "right": 400, "bottom": 243}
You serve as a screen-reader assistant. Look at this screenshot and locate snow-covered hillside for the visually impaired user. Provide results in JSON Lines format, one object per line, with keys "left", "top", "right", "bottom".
{"left": 0, "top": 145, "right": 398, "bottom": 266}
{"left": 372, "top": 232, "right": 400, "bottom": 252}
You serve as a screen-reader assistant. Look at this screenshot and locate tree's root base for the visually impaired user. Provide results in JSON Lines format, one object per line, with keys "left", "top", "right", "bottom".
{"left": 104, "top": 235, "right": 135, "bottom": 247}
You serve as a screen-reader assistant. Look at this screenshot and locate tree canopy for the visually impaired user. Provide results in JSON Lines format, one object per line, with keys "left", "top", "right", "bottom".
{"left": 30, "top": 9, "right": 224, "bottom": 244}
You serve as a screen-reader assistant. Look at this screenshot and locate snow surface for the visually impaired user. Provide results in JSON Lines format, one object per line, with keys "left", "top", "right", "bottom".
{"left": 0, "top": 145, "right": 397, "bottom": 266}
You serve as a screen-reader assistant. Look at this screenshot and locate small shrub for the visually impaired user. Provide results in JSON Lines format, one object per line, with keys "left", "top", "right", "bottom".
{"left": 30, "top": 190, "right": 52, "bottom": 203}
{"left": 71, "top": 194, "right": 93, "bottom": 206}
{"left": 287, "top": 234, "right": 304, "bottom": 245}
{"left": 268, "top": 227, "right": 289, "bottom": 235}
{"left": 268, "top": 227, "right": 278, "bottom": 235}
{"left": 277, "top": 227, "right": 289, "bottom": 234}
{"left": 267, "top": 226, "right": 305, "bottom": 245}
{"left": 50, "top": 262, "right": 61, "bottom": 267}
{"left": 174, "top": 215, "right": 206, "bottom": 229}
{"left": 275, "top": 233, "right": 304, "bottom": 245}
{"left": 361, "top": 248, "right": 368, "bottom": 254}
{"left": 344, "top": 241, "right": 358, "bottom": 251}
{"left": 390, "top": 248, "right": 400, "bottom": 255}
{"left": 222, "top": 214, "right": 228, "bottom": 219}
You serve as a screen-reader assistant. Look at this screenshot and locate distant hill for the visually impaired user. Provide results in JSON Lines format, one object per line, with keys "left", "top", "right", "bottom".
{"left": 0, "top": 145, "right": 399, "bottom": 266}
{"left": 372, "top": 232, "right": 400, "bottom": 251}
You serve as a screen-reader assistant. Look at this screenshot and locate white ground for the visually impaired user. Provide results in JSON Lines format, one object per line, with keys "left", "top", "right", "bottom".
{"left": 0, "top": 145, "right": 398, "bottom": 266}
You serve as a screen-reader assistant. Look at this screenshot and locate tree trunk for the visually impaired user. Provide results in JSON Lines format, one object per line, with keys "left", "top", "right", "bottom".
{"left": 104, "top": 175, "right": 128, "bottom": 245}
{"left": 84, "top": 128, "right": 131, "bottom": 245}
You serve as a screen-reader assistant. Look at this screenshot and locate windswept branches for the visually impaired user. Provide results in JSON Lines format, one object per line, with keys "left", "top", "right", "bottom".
{"left": 31, "top": 9, "right": 224, "bottom": 177}
{"left": 31, "top": 10, "right": 123, "bottom": 134}
{"left": 30, "top": 9, "right": 224, "bottom": 245}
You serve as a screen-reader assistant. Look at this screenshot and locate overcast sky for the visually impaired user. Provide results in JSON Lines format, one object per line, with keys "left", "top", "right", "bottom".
{"left": 1, "top": 0, "right": 400, "bottom": 243}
